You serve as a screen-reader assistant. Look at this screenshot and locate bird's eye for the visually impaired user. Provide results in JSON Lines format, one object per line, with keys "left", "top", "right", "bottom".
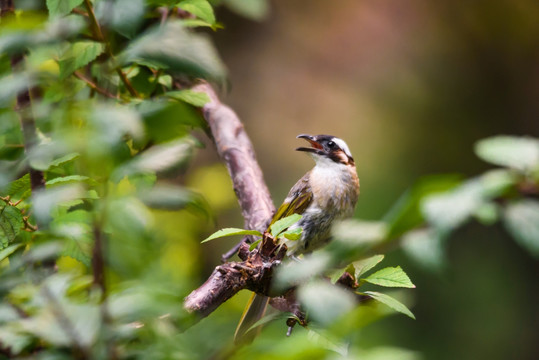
{"left": 327, "top": 141, "right": 336, "bottom": 148}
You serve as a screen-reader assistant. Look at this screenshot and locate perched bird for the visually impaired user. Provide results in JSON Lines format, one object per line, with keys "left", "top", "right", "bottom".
{"left": 234, "top": 134, "right": 360, "bottom": 344}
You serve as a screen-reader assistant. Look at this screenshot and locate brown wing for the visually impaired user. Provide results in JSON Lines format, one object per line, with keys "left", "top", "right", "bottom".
{"left": 268, "top": 171, "right": 313, "bottom": 227}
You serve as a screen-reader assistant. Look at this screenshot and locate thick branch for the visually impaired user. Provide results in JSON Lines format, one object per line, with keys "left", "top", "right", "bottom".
{"left": 184, "top": 84, "right": 276, "bottom": 316}
{"left": 193, "top": 82, "right": 275, "bottom": 235}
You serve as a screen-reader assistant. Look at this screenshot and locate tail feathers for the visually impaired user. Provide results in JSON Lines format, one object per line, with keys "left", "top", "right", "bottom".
{"left": 234, "top": 294, "right": 269, "bottom": 345}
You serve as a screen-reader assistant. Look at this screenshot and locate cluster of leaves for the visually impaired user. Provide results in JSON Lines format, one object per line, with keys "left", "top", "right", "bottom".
{"left": 0, "top": 0, "right": 242, "bottom": 358}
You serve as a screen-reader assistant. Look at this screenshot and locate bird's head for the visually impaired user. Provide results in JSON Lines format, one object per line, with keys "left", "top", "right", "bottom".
{"left": 296, "top": 134, "right": 354, "bottom": 166}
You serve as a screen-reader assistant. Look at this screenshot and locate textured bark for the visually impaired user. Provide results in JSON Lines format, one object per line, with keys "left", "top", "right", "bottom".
{"left": 185, "top": 83, "right": 277, "bottom": 317}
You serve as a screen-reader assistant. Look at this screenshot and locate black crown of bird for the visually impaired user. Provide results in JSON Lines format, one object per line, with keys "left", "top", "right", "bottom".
{"left": 234, "top": 134, "right": 360, "bottom": 344}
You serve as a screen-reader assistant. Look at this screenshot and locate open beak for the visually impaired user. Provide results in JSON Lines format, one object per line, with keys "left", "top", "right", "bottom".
{"left": 296, "top": 134, "right": 324, "bottom": 155}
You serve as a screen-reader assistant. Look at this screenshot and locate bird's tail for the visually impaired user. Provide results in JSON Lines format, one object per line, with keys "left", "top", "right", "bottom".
{"left": 234, "top": 293, "right": 269, "bottom": 345}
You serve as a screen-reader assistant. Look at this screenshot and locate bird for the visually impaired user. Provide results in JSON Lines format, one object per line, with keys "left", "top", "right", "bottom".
{"left": 234, "top": 134, "right": 360, "bottom": 344}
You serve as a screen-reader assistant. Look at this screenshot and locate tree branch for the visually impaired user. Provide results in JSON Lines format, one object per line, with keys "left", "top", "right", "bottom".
{"left": 184, "top": 82, "right": 276, "bottom": 317}
{"left": 74, "top": 71, "right": 119, "bottom": 99}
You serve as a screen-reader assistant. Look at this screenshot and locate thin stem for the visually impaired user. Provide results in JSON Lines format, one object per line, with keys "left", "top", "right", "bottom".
{"left": 82, "top": 0, "right": 139, "bottom": 98}
{"left": 74, "top": 70, "right": 119, "bottom": 99}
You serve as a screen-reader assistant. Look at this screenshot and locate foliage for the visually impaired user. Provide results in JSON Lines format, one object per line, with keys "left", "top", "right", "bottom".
{"left": 0, "top": 1, "right": 537, "bottom": 359}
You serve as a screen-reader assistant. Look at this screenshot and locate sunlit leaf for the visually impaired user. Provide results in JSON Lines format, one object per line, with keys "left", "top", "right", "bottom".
{"left": 270, "top": 213, "right": 302, "bottom": 237}
{"left": 297, "top": 280, "right": 356, "bottom": 326}
{"left": 0, "top": 205, "right": 24, "bottom": 248}
{"left": 364, "top": 291, "right": 415, "bottom": 320}
{"left": 166, "top": 90, "right": 210, "bottom": 107}
{"left": 59, "top": 41, "right": 104, "bottom": 80}
{"left": 363, "top": 266, "right": 415, "bottom": 288}
{"left": 475, "top": 136, "right": 539, "bottom": 172}
{"left": 353, "top": 254, "right": 384, "bottom": 278}
{"left": 177, "top": 0, "right": 216, "bottom": 24}
{"left": 46, "top": 175, "right": 91, "bottom": 187}
{"left": 503, "top": 200, "right": 539, "bottom": 258}
{"left": 1, "top": 174, "right": 30, "bottom": 198}
{"left": 46, "top": 0, "right": 84, "bottom": 17}
{"left": 201, "top": 228, "right": 262, "bottom": 243}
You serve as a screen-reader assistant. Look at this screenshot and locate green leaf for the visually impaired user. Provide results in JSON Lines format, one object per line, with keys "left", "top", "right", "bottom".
{"left": 475, "top": 136, "right": 539, "bottom": 172}
{"left": 274, "top": 253, "right": 333, "bottom": 291}
{"left": 270, "top": 213, "right": 302, "bottom": 237}
{"left": 0, "top": 243, "right": 24, "bottom": 262}
{"left": 202, "top": 228, "right": 262, "bottom": 243}
{"left": 177, "top": 0, "right": 216, "bottom": 24}
{"left": 223, "top": 0, "right": 269, "bottom": 21}
{"left": 297, "top": 280, "right": 356, "bottom": 326}
{"left": 33, "top": 185, "right": 84, "bottom": 225}
{"left": 46, "top": 0, "right": 84, "bottom": 17}
{"left": 96, "top": 0, "right": 145, "bottom": 38}
{"left": 249, "top": 238, "right": 261, "bottom": 251}
{"left": 122, "top": 21, "right": 227, "bottom": 82}
{"left": 0, "top": 205, "right": 24, "bottom": 248}
{"left": 166, "top": 90, "right": 210, "bottom": 107}
{"left": 364, "top": 291, "right": 415, "bottom": 319}
{"left": 363, "top": 266, "right": 415, "bottom": 288}
{"left": 59, "top": 41, "right": 105, "bottom": 80}
{"left": 503, "top": 200, "right": 539, "bottom": 258}
{"left": 1, "top": 174, "right": 30, "bottom": 197}
{"left": 282, "top": 227, "right": 302, "bottom": 240}
{"left": 353, "top": 254, "right": 384, "bottom": 278}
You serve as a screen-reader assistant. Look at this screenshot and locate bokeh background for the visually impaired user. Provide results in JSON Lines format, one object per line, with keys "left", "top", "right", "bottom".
{"left": 179, "top": 1, "right": 539, "bottom": 359}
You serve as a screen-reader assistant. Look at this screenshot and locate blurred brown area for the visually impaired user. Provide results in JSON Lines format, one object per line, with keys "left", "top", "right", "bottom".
{"left": 195, "top": 1, "right": 539, "bottom": 359}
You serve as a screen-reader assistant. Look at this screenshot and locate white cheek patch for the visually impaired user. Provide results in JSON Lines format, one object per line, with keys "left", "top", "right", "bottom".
{"left": 332, "top": 138, "right": 352, "bottom": 158}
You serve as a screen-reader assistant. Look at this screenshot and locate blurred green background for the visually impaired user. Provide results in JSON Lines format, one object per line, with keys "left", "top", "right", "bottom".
{"left": 186, "top": 1, "right": 539, "bottom": 359}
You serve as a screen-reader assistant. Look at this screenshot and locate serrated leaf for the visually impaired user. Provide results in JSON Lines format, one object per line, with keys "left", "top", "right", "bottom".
{"left": 177, "top": 0, "right": 216, "bottom": 24}
{"left": 503, "top": 200, "right": 539, "bottom": 258}
{"left": 202, "top": 228, "right": 262, "bottom": 243}
{"left": 0, "top": 205, "right": 24, "bottom": 248}
{"left": 46, "top": 0, "right": 84, "bottom": 18}
{"left": 353, "top": 254, "right": 384, "bottom": 278}
{"left": 166, "top": 90, "right": 210, "bottom": 107}
{"left": 270, "top": 214, "right": 302, "bottom": 237}
{"left": 364, "top": 291, "right": 415, "bottom": 319}
{"left": 363, "top": 266, "right": 415, "bottom": 288}
{"left": 59, "top": 41, "right": 104, "bottom": 80}
{"left": 475, "top": 136, "right": 539, "bottom": 172}
{"left": 1, "top": 174, "right": 30, "bottom": 197}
